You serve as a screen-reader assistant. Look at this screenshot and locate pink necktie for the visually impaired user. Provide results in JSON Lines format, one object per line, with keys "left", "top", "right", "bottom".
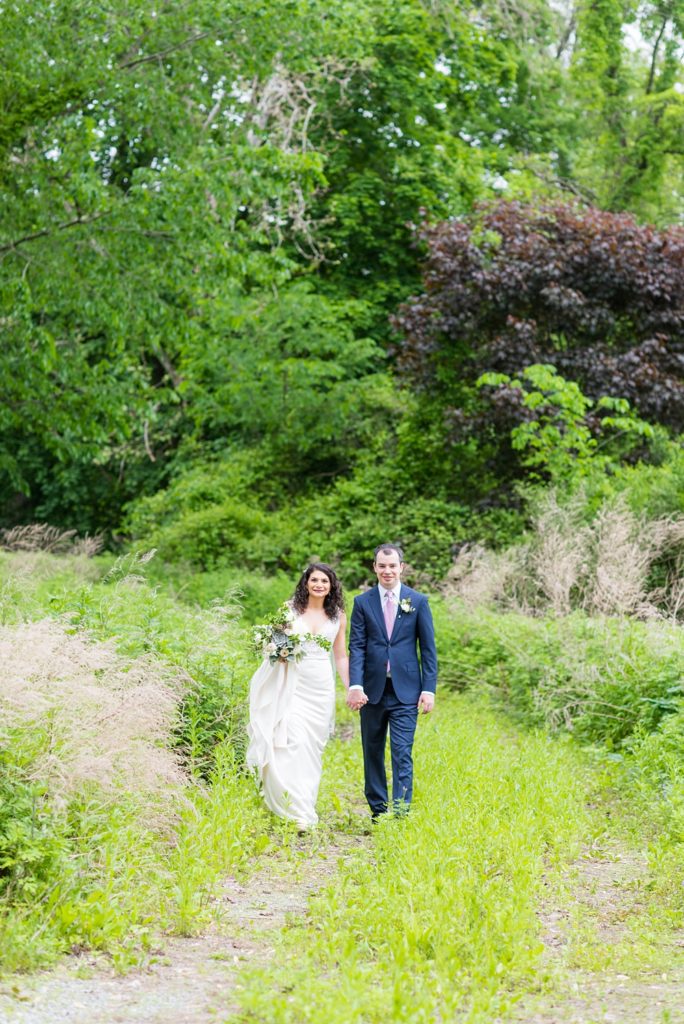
{"left": 384, "top": 591, "right": 397, "bottom": 636}
{"left": 384, "top": 592, "right": 396, "bottom": 673}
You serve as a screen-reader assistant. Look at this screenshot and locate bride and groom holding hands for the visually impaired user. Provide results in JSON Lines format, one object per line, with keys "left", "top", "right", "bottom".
{"left": 246, "top": 543, "right": 438, "bottom": 828}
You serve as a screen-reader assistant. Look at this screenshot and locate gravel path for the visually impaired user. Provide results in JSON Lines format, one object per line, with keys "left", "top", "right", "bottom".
{"left": 508, "top": 845, "right": 684, "bottom": 1024}
{"left": 0, "top": 838, "right": 364, "bottom": 1024}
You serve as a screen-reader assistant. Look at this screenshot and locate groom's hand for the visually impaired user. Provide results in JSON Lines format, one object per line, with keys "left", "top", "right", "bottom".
{"left": 347, "top": 689, "right": 368, "bottom": 711}
{"left": 417, "top": 692, "right": 435, "bottom": 714}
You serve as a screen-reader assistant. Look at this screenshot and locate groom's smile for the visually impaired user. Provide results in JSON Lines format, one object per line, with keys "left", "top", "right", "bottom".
{"left": 374, "top": 551, "right": 404, "bottom": 588}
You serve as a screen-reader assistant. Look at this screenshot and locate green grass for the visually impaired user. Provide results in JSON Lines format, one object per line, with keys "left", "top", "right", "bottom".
{"left": 229, "top": 694, "right": 684, "bottom": 1023}
{"left": 0, "top": 745, "right": 276, "bottom": 973}
{"left": 3, "top": 551, "right": 684, "bottom": 1002}
{"left": 230, "top": 693, "right": 595, "bottom": 1023}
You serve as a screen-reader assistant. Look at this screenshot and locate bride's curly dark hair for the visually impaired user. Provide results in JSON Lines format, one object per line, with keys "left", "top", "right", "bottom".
{"left": 292, "top": 563, "right": 345, "bottom": 618}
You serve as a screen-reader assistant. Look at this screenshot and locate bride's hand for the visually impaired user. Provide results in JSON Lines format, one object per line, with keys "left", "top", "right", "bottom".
{"left": 346, "top": 690, "right": 367, "bottom": 711}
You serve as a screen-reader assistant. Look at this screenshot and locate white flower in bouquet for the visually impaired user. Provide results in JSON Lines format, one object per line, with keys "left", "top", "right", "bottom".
{"left": 251, "top": 600, "right": 332, "bottom": 664}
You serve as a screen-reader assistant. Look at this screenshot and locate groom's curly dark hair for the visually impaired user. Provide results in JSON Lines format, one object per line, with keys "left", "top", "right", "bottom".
{"left": 292, "top": 563, "right": 345, "bottom": 618}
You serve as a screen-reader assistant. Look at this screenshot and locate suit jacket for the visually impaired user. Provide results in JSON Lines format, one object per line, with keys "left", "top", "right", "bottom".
{"left": 348, "top": 584, "right": 438, "bottom": 704}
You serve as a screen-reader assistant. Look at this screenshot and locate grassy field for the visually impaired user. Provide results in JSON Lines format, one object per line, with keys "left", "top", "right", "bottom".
{"left": 2, "top": 549, "right": 684, "bottom": 1022}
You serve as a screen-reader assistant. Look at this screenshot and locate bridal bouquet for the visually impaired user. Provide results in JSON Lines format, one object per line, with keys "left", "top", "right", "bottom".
{"left": 251, "top": 603, "right": 332, "bottom": 664}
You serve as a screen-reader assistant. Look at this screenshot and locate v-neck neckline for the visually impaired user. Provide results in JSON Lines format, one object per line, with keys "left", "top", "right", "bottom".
{"left": 296, "top": 613, "right": 330, "bottom": 637}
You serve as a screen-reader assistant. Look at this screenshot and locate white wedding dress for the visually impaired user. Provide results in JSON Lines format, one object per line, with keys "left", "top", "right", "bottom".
{"left": 246, "top": 614, "right": 340, "bottom": 828}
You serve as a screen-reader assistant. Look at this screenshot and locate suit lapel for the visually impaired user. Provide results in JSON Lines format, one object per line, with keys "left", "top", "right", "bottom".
{"left": 391, "top": 586, "right": 410, "bottom": 639}
{"left": 369, "top": 586, "right": 387, "bottom": 636}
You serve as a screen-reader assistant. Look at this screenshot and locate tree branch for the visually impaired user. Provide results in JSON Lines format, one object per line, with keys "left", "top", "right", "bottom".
{"left": 0, "top": 212, "right": 109, "bottom": 255}
{"left": 555, "top": 7, "right": 577, "bottom": 61}
{"left": 646, "top": 17, "right": 668, "bottom": 95}
{"left": 118, "top": 31, "right": 212, "bottom": 70}
{"left": 143, "top": 420, "right": 156, "bottom": 462}
{"left": 153, "top": 345, "right": 184, "bottom": 389}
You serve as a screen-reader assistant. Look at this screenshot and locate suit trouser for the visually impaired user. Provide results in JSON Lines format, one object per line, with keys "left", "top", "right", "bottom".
{"left": 360, "top": 679, "right": 418, "bottom": 815}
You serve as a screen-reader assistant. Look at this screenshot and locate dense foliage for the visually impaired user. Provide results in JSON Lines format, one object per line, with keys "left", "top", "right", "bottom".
{"left": 394, "top": 204, "right": 684, "bottom": 488}
{"left": 397, "top": 205, "right": 684, "bottom": 421}
{"left": 1, "top": 0, "right": 683, "bottom": 572}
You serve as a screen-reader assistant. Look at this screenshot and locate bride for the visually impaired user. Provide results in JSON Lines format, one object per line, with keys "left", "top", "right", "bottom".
{"left": 246, "top": 563, "right": 350, "bottom": 829}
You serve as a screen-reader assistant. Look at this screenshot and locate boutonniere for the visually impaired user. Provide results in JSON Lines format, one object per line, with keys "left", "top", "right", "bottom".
{"left": 399, "top": 597, "right": 416, "bottom": 614}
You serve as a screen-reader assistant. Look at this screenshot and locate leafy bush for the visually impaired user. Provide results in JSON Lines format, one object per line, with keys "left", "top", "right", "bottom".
{"left": 148, "top": 499, "right": 279, "bottom": 571}
{"left": 395, "top": 202, "right": 684, "bottom": 432}
{"left": 478, "top": 364, "right": 655, "bottom": 485}
{"left": 156, "top": 564, "right": 294, "bottom": 624}
{"left": 125, "top": 434, "right": 525, "bottom": 587}
{"left": 575, "top": 433, "right": 684, "bottom": 522}
{"left": 123, "top": 449, "right": 275, "bottom": 538}
{"left": 0, "top": 747, "right": 67, "bottom": 904}
{"left": 630, "top": 709, "right": 684, "bottom": 791}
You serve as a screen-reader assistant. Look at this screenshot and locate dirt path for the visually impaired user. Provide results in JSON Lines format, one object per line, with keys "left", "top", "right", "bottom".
{"left": 509, "top": 842, "right": 684, "bottom": 1024}
{"left": 0, "top": 834, "right": 366, "bottom": 1024}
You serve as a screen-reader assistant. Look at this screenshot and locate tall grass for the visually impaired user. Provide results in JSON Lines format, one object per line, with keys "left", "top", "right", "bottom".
{"left": 447, "top": 492, "right": 684, "bottom": 620}
{"left": 0, "top": 619, "right": 186, "bottom": 799}
{"left": 0, "top": 549, "right": 273, "bottom": 971}
{"left": 0, "top": 549, "right": 254, "bottom": 769}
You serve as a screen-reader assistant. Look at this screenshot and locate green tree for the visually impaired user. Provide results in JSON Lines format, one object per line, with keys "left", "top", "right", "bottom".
{"left": 571, "top": 0, "right": 684, "bottom": 218}
{"left": 0, "top": 2, "right": 341, "bottom": 528}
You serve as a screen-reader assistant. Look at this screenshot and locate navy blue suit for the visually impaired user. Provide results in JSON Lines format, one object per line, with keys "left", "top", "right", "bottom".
{"left": 349, "top": 585, "right": 438, "bottom": 815}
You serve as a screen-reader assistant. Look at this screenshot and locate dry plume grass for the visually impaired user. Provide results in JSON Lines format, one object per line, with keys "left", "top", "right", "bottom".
{"left": 529, "top": 493, "right": 591, "bottom": 616}
{"left": 588, "top": 503, "right": 684, "bottom": 618}
{"left": 0, "top": 523, "right": 103, "bottom": 556}
{"left": 443, "top": 543, "right": 523, "bottom": 611}
{"left": 444, "top": 492, "right": 684, "bottom": 620}
{"left": 0, "top": 620, "right": 187, "bottom": 805}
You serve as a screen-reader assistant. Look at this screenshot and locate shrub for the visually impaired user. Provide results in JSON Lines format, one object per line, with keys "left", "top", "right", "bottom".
{"left": 147, "top": 499, "right": 282, "bottom": 571}
{"left": 124, "top": 454, "right": 484, "bottom": 586}
{"left": 395, "top": 202, "right": 684, "bottom": 431}
{"left": 157, "top": 564, "right": 294, "bottom": 624}
{"left": 0, "top": 747, "right": 67, "bottom": 903}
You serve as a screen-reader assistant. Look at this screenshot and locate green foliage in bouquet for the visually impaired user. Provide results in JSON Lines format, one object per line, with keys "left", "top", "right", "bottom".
{"left": 251, "top": 603, "right": 333, "bottom": 664}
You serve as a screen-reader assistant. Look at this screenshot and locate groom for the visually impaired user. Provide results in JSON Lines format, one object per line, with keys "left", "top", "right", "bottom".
{"left": 347, "top": 543, "right": 438, "bottom": 817}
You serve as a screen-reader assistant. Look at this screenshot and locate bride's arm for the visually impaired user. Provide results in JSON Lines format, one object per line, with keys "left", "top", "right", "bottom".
{"left": 332, "top": 613, "right": 350, "bottom": 689}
